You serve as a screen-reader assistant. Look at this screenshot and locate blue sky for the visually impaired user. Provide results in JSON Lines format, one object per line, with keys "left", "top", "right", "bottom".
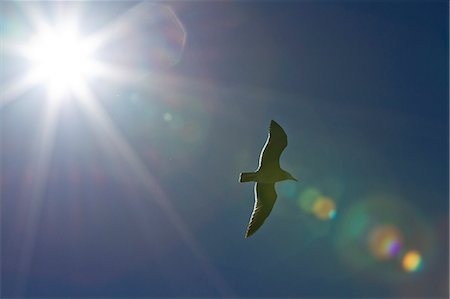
{"left": 1, "top": 1, "right": 448, "bottom": 298}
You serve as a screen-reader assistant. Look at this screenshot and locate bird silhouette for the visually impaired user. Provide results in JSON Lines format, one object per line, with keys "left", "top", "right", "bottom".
{"left": 239, "top": 120, "right": 297, "bottom": 237}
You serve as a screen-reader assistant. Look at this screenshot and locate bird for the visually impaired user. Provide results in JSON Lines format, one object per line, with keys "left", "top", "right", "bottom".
{"left": 239, "top": 120, "right": 297, "bottom": 238}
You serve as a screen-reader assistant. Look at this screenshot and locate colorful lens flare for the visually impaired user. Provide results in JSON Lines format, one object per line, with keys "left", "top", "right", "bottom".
{"left": 312, "top": 196, "right": 336, "bottom": 220}
{"left": 278, "top": 182, "right": 298, "bottom": 200}
{"left": 402, "top": 250, "right": 422, "bottom": 272}
{"left": 298, "top": 187, "right": 321, "bottom": 213}
{"left": 98, "top": 2, "right": 186, "bottom": 70}
{"left": 334, "top": 196, "right": 436, "bottom": 282}
{"left": 368, "top": 225, "right": 403, "bottom": 260}
{"left": 298, "top": 188, "right": 336, "bottom": 220}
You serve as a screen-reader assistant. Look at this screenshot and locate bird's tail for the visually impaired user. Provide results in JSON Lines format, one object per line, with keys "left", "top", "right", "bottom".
{"left": 239, "top": 172, "right": 257, "bottom": 182}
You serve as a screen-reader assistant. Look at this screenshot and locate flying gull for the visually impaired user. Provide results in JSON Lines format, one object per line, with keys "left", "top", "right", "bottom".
{"left": 239, "top": 120, "right": 297, "bottom": 238}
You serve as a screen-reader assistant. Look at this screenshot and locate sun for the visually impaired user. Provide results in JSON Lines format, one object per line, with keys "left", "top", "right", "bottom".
{"left": 24, "top": 25, "right": 98, "bottom": 99}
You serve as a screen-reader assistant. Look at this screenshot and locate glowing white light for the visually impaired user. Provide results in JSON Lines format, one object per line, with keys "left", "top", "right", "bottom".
{"left": 25, "top": 26, "right": 97, "bottom": 98}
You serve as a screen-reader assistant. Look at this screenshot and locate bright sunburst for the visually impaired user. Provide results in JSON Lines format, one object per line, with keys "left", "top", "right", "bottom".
{"left": 1, "top": 3, "right": 218, "bottom": 296}
{"left": 24, "top": 25, "right": 98, "bottom": 98}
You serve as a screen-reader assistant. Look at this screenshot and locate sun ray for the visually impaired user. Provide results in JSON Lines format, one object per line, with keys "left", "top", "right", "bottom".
{"left": 72, "top": 81, "right": 232, "bottom": 296}
{"left": 0, "top": 71, "right": 43, "bottom": 109}
{"left": 15, "top": 95, "right": 61, "bottom": 295}
{"left": 3, "top": 2, "right": 231, "bottom": 295}
{"left": 86, "top": 60, "right": 151, "bottom": 85}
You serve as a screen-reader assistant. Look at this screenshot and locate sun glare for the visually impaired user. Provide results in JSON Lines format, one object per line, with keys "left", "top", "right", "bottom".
{"left": 25, "top": 26, "right": 97, "bottom": 98}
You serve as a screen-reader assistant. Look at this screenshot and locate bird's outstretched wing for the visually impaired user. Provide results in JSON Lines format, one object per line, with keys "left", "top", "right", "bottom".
{"left": 258, "top": 120, "right": 288, "bottom": 170}
{"left": 245, "top": 183, "right": 277, "bottom": 237}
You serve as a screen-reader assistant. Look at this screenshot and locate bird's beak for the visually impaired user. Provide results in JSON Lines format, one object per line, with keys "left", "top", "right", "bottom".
{"left": 292, "top": 177, "right": 298, "bottom": 182}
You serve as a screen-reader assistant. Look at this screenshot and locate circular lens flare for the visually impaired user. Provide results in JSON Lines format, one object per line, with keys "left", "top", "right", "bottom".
{"left": 335, "top": 196, "right": 436, "bottom": 282}
{"left": 298, "top": 188, "right": 337, "bottom": 220}
{"left": 298, "top": 188, "right": 321, "bottom": 213}
{"left": 368, "top": 225, "right": 403, "bottom": 260}
{"left": 402, "top": 250, "right": 422, "bottom": 272}
{"left": 313, "top": 196, "right": 336, "bottom": 220}
{"left": 163, "top": 112, "right": 173, "bottom": 122}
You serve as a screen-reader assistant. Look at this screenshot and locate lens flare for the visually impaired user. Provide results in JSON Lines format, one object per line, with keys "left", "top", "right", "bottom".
{"left": 335, "top": 196, "right": 436, "bottom": 282}
{"left": 163, "top": 112, "right": 173, "bottom": 122}
{"left": 298, "top": 188, "right": 336, "bottom": 220}
{"left": 402, "top": 250, "right": 422, "bottom": 272}
{"left": 97, "top": 2, "right": 186, "bottom": 69}
{"left": 278, "top": 182, "right": 298, "bottom": 200}
{"left": 368, "top": 225, "right": 403, "bottom": 260}
{"left": 312, "top": 196, "right": 336, "bottom": 220}
{"left": 298, "top": 188, "right": 321, "bottom": 213}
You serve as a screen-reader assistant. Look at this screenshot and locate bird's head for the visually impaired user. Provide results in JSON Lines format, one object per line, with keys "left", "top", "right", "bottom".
{"left": 282, "top": 171, "right": 298, "bottom": 182}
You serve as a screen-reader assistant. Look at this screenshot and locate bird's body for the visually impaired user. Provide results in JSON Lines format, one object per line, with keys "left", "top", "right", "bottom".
{"left": 239, "top": 120, "right": 296, "bottom": 238}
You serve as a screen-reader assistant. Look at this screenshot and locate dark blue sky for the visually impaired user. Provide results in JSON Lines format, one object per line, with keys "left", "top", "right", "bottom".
{"left": 1, "top": 1, "right": 448, "bottom": 298}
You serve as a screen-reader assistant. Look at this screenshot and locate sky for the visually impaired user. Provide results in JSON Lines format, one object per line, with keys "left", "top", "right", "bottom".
{"left": 1, "top": 1, "right": 448, "bottom": 298}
